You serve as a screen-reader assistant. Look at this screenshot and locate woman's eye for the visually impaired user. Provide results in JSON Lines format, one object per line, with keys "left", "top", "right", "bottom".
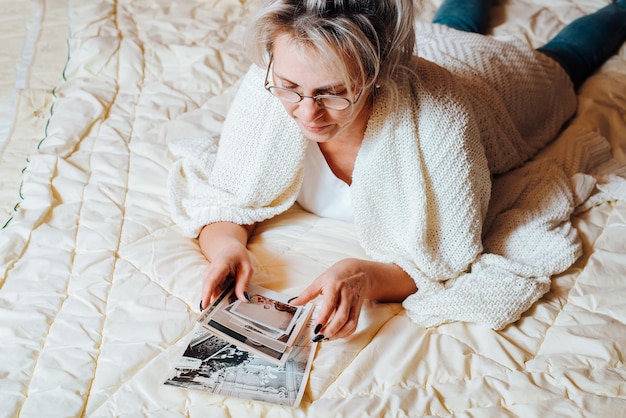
{"left": 282, "top": 83, "right": 298, "bottom": 90}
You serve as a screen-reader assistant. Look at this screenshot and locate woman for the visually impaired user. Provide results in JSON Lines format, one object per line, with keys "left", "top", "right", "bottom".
{"left": 169, "top": 0, "right": 626, "bottom": 341}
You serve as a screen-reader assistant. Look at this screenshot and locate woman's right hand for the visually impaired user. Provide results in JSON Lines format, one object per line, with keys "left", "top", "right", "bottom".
{"left": 198, "top": 222, "right": 255, "bottom": 309}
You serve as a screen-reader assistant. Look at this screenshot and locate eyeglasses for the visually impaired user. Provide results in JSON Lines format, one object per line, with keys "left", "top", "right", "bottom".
{"left": 264, "top": 57, "right": 363, "bottom": 111}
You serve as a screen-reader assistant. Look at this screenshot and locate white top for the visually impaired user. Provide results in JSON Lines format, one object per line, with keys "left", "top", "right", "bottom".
{"left": 297, "top": 144, "right": 354, "bottom": 223}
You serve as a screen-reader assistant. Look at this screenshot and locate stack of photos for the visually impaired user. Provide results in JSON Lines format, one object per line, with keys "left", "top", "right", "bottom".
{"left": 163, "top": 283, "right": 317, "bottom": 407}
{"left": 197, "top": 283, "right": 314, "bottom": 365}
{"left": 163, "top": 323, "right": 316, "bottom": 407}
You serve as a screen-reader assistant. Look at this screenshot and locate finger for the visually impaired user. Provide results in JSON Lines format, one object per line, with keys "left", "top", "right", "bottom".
{"left": 289, "top": 280, "right": 323, "bottom": 306}
{"left": 311, "top": 288, "right": 340, "bottom": 337}
{"left": 318, "top": 299, "right": 349, "bottom": 340}
{"left": 321, "top": 291, "right": 363, "bottom": 340}
{"left": 201, "top": 264, "right": 230, "bottom": 307}
{"left": 331, "top": 297, "right": 363, "bottom": 340}
{"left": 233, "top": 261, "right": 253, "bottom": 303}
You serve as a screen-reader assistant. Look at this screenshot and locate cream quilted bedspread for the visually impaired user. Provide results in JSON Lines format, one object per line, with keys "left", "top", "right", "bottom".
{"left": 1, "top": 0, "right": 626, "bottom": 417}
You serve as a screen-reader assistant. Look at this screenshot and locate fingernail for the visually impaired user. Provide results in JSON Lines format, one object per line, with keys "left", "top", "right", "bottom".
{"left": 199, "top": 300, "right": 203, "bottom": 311}
{"left": 244, "top": 292, "right": 251, "bottom": 302}
{"left": 287, "top": 296, "right": 298, "bottom": 304}
{"left": 322, "top": 338, "right": 329, "bottom": 342}
{"left": 314, "top": 324, "right": 322, "bottom": 334}
{"left": 312, "top": 334, "right": 325, "bottom": 343}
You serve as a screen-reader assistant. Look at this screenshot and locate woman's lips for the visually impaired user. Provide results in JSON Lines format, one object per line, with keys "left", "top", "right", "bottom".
{"left": 303, "top": 124, "right": 329, "bottom": 134}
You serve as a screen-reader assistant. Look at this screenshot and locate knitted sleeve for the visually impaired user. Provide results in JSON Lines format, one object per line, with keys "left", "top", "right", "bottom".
{"left": 403, "top": 158, "right": 580, "bottom": 329}
{"left": 167, "top": 65, "right": 305, "bottom": 237}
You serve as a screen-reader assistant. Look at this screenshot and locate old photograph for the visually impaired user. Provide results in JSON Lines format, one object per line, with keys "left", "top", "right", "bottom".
{"left": 230, "top": 293, "right": 299, "bottom": 335}
{"left": 164, "top": 326, "right": 315, "bottom": 407}
{"left": 198, "top": 283, "right": 314, "bottom": 364}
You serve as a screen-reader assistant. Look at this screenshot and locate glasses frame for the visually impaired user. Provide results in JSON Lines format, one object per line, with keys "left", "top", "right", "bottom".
{"left": 263, "top": 56, "right": 363, "bottom": 111}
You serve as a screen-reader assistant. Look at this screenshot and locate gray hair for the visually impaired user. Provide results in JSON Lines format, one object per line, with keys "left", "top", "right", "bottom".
{"left": 246, "top": 0, "right": 416, "bottom": 95}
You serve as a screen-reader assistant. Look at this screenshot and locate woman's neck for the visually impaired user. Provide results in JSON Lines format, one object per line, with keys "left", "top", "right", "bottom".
{"left": 316, "top": 93, "right": 373, "bottom": 185}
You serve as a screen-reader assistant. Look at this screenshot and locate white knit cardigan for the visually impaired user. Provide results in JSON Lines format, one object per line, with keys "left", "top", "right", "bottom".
{"left": 169, "top": 24, "right": 586, "bottom": 329}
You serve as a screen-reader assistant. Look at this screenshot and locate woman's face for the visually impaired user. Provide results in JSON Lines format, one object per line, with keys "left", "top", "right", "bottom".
{"left": 270, "top": 34, "right": 371, "bottom": 145}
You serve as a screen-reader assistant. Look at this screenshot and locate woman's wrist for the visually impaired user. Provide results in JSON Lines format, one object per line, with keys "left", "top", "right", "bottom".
{"left": 198, "top": 222, "right": 255, "bottom": 261}
{"left": 360, "top": 259, "right": 418, "bottom": 302}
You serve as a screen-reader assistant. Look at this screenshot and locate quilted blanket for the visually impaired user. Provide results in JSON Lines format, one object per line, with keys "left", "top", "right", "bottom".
{"left": 1, "top": 0, "right": 626, "bottom": 416}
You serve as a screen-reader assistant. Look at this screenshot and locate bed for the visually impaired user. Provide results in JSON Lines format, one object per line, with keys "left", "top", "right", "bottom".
{"left": 1, "top": 0, "right": 625, "bottom": 416}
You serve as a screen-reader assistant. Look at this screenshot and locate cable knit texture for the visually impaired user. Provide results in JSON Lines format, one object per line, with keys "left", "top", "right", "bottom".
{"left": 168, "top": 23, "right": 626, "bottom": 329}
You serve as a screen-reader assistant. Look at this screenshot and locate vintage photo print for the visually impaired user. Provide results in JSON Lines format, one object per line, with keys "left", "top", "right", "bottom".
{"left": 163, "top": 326, "right": 315, "bottom": 407}
{"left": 197, "top": 283, "right": 313, "bottom": 365}
{"left": 229, "top": 292, "right": 299, "bottom": 335}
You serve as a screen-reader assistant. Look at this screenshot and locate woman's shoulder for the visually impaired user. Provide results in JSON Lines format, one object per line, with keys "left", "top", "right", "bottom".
{"left": 394, "top": 56, "right": 474, "bottom": 113}
{"left": 371, "top": 57, "right": 478, "bottom": 145}
{"left": 233, "top": 64, "right": 267, "bottom": 98}
{"left": 224, "top": 64, "right": 292, "bottom": 126}
{"left": 408, "top": 55, "right": 457, "bottom": 86}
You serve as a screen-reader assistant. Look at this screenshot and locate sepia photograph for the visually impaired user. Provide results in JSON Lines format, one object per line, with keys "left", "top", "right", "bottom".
{"left": 230, "top": 292, "right": 299, "bottom": 335}
{"left": 198, "top": 283, "right": 314, "bottom": 364}
{"left": 163, "top": 326, "right": 315, "bottom": 407}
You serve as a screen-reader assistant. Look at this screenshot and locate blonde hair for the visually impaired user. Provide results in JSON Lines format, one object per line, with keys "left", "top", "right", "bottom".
{"left": 246, "top": 0, "right": 415, "bottom": 96}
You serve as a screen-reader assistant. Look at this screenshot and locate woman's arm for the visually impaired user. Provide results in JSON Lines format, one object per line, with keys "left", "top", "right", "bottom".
{"left": 198, "top": 222, "right": 256, "bottom": 309}
{"left": 167, "top": 64, "right": 304, "bottom": 239}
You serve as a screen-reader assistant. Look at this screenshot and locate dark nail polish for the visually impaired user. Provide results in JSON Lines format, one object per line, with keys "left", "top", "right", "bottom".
{"left": 199, "top": 300, "right": 203, "bottom": 311}
{"left": 314, "top": 324, "right": 322, "bottom": 334}
{"left": 244, "top": 292, "right": 251, "bottom": 302}
{"left": 312, "top": 334, "right": 325, "bottom": 343}
{"left": 287, "top": 296, "right": 297, "bottom": 304}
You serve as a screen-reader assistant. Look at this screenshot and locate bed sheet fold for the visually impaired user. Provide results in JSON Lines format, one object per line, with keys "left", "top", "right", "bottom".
{"left": 0, "top": 0, "right": 70, "bottom": 223}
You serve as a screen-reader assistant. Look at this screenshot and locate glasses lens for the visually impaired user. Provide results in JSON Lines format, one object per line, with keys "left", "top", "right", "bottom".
{"left": 318, "top": 96, "right": 351, "bottom": 110}
{"left": 268, "top": 87, "right": 301, "bottom": 103}
{"left": 267, "top": 87, "right": 353, "bottom": 110}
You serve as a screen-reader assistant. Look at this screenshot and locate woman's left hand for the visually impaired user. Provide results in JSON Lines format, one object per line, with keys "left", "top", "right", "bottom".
{"left": 289, "top": 258, "right": 418, "bottom": 341}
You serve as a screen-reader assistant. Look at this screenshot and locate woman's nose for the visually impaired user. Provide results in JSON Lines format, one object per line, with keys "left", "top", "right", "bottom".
{"left": 296, "top": 97, "right": 323, "bottom": 121}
